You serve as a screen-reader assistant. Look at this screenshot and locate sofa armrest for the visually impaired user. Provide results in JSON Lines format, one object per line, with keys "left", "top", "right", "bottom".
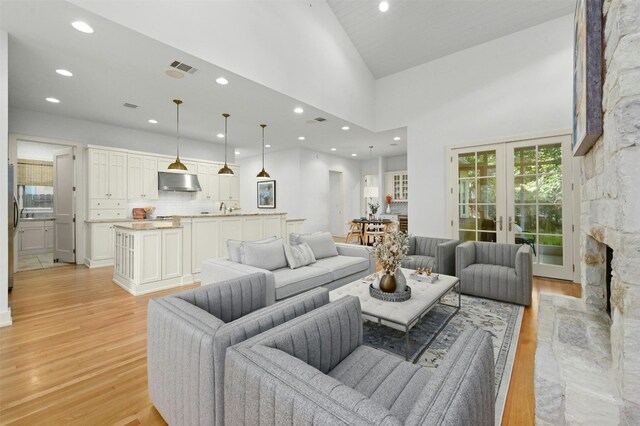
{"left": 200, "top": 258, "right": 276, "bottom": 305}
{"left": 147, "top": 297, "right": 225, "bottom": 426}
{"left": 335, "top": 243, "right": 376, "bottom": 274}
{"left": 515, "top": 244, "right": 533, "bottom": 305}
{"left": 435, "top": 239, "right": 459, "bottom": 276}
{"left": 456, "top": 241, "right": 476, "bottom": 277}
{"left": 405, "top": 328, "right": 495, "bottom": 426}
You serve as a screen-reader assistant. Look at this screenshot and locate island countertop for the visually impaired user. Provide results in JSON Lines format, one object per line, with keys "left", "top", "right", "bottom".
{"left": 86, "top": 212, "right": 287, "bottom": 224}
{"left": 114, "top": 223, "right": 183, "bottom": 231}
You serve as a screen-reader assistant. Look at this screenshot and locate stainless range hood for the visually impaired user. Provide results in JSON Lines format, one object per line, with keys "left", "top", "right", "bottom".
{"left": 158, "top": 171, "right": 202, "bottom": 192}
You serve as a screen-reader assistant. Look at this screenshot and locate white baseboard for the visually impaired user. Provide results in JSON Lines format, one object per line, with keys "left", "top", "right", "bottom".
{"left": 0, "top": 308, "right": 13, "bottom": 327}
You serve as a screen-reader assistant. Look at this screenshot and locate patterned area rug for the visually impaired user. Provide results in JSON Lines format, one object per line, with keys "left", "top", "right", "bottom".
{"left": 362, "top": 293, "right": 524, "bottom": 424}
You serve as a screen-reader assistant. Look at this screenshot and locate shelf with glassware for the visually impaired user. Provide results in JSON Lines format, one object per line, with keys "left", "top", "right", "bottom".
{"left": 385, "top": 171, "right": 409, "bottom": 202}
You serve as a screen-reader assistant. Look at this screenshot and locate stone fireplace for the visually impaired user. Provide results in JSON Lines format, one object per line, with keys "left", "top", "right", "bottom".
{"left": 536, "top": 0, "right": 640, "bottom": 423}
{"left": 581, "top": 0, "right": 640, "bottom": 410}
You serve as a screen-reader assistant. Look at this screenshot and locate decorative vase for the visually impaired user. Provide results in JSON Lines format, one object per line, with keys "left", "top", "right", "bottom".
{"left": 394, "top": 268, "right": 406, "bottom": 293}
{"left": 379, "top": 271, "right": 396, "bottom": 293}
{"left": 386, "top": 204, "right": 391, "bottom": 214}
{"left": 372, "top": 275, "right": 381, "bottom": 290}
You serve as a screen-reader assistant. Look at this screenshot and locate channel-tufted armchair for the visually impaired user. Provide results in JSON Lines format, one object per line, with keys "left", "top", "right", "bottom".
{"left": 401, "top": 236, "right": 459, "bottom": 276}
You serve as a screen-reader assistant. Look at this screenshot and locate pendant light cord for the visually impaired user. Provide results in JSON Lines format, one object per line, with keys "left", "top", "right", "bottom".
{"left": 261, "top": 125, "right": 265, "bottom": 169}
{"left": 176, "top": 102, "right": 180, "bottom": 159}
{"left": 224, "top": 113, "right": 229, "bottom": 166}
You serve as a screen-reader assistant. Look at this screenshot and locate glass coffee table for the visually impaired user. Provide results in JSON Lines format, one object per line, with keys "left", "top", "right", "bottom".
{"left": 329, "top": 268, "right": 460, "bottom": 360}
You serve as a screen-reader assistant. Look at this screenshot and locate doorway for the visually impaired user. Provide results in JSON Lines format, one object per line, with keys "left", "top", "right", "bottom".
{"left": 449, "top": 134, "right": 575, "bottom": 280}
{"left": 328, "top": 171, "right": 344, "bottom": 237}
{"left": 10, "top": 136, "right": 81, "bottom": 272}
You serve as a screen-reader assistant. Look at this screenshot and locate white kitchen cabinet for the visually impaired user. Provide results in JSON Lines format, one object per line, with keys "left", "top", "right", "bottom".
{"left": 113, "top": 225, "right": 188, "bottom": 296}
{"left": 191, "top": 218, "right": 219, "bottom": 274}
{"left": 243, "top": 216, "right": 264, "bottom": 241}
{"left": 128, "top": 154, "right": 159, "bottom": 199}
{"left": 264, "top": 215, "right": 285, "bottom": 239}
{"left": 197, "top": 163, "right": 221, "bottom": 201}
{"left": 88, "top": 148, "right": 128, "bottom": 218}
{"left": 285, "top": 219, "right": 306, "bottom": 243}
{"left": 219, "top": 166, "right": 240, "bottom": 201}
{"left": 385, "top": 171, "right": 409, "bottom": 202}
{"left": 19, "top": 223, "right": 45, "bottom": 252}
{"left": 89, "top": 222, "right": 116, "bottom": 264}
{"left": 219, "top": 216, "right": 243, "bottom": 258}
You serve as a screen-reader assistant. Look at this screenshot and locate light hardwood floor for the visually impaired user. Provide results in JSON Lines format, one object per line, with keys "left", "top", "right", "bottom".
{"left": 1, "top": 265, "right": 580, "bottom": 425}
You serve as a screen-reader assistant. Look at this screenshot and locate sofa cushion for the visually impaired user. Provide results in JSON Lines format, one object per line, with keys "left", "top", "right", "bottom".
{"left": 401, "top": 255, "right": 436, "bottom": 271}
{"left": 328, "top": 345, "right": 432, "bottom": 422}
{"left": 272, "top": 267, "right": 333, "bottom": 300}
{"left": 228, "top": 236, "right": 277, "bottom": 263}
{"left": 240, "top": 238, "right": 287, "bottom": 271}
{"left": 284, "top": 242, "right": 316, "bottom": 269}
{"left": 461, "top": 263, "right": 518, "bottom": 299}
{"left": 310, "top": 255, "right": 370, "bottom": 281}
{"left": 291, "top": 232, "right": 339, "bottom": 260}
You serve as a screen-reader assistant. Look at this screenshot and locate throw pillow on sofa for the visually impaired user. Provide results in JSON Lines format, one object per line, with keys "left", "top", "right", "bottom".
{"left": 290, "top": 231, "right": 338, "bottom": 260}
{"left": 284, "top": 242, "right": 316, "bottom": 269}
{"left": 240, "top": 238, "right": 288, "bottom": 271}
{"left": 228, "top": 236, "right": 277, "bottom": 263}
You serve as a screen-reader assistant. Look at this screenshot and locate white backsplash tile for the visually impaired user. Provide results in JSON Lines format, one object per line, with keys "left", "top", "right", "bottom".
{"left": 128, "top": 192, "right": 217, "bottom": 217}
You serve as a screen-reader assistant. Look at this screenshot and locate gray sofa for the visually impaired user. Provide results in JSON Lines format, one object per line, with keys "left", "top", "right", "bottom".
{"left": 401, "top": 236, "right": 459, "bottom": 276}
{"left": 147, "top": 273, "right": 330, "bottom": 426}
{"left": 225, "top": 296, "right": 495, "bottom": 425}
{"left": 456, "top": 241, "right": 533, "bottom": 306}
{"left": 201, "top": 242, "right": 375, "bottom": 302}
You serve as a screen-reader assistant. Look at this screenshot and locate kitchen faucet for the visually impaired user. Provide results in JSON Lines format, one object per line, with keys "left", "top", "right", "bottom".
{"left": 219, "top": 202, "right": 226, "bottom": 214}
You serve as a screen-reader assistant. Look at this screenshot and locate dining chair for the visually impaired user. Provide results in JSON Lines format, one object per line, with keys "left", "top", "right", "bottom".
{"left": 365, "top": 222, "right": 385, "bottom": 245}
{"left": 345, "top": 221, "right": 363, "bottom": 244}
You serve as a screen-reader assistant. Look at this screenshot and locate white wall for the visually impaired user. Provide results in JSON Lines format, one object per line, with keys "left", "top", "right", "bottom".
{"left": 70, "top": 0, "right": 375, "bottom": 130}
{"left": 239, "top": 148, "right": 361, "bottom": 234}
{"left": 1, "top": 30, "right": 11, "bottom": 326}
{"left": 384, "top": 155, "right": 407, "bottom": 172}
{"left": 17, "top": 141, "right": 67, "bottom": 161}
{"left": 375, "top": 15, "right": 574, "bottom": 237}
{"left": 9, "top": 108, "right": 231, "bottom": 163}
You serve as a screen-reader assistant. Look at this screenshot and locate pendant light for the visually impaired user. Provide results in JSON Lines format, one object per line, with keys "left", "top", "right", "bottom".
{"left": 256, "top": 124, "right": 270, "bottom": 179}
{"left": 168, "top": 99, "right": 188, "bottom": 170}
{"left": 218, "top": 113, "right": 234, "bottom": 175}
{"left": 364, "top": 145, "right": 379, "bottom": 198}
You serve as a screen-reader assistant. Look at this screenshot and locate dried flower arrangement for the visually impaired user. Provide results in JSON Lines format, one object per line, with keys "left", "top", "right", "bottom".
{"left": 369, "top": 230, "right": 409, "bottom": 274}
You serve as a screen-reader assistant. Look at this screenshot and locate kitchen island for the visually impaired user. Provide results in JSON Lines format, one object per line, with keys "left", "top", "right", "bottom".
{"left": 102, "top": 213, "right": 292, "bottom": 295}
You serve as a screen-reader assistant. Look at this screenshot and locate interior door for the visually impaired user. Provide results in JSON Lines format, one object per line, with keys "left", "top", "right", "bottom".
{"left": 53, "top": 147, "right": 76, "bottom": 263}
{"left": 506, "top": 135, "right": 574, "bottom": 280}
{"left": 452, "top": 145, "right": 507, "bottom": 243}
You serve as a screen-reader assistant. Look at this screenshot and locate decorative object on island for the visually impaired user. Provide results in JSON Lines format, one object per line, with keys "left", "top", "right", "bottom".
{"left": 218, "top": 113, "right": 234, "bottom": 175}
{"left": 572, "top": 0, "right": 603, "bottom": 156}
{"left": 256, "top": 124, "right": 271, "bottom": 179}
{"left": 368, "top": 201, "right": 379, "bottom": 217}
{"left": 257, "top": 180, "right": 276, "bottom": 209}
{"left": 132, "top": 208, "right": 146, "bottom": 219}
{"left": 144, "top": 206, "right": 156, "bottom": 220}
{"left": 168, "top": 99, "right": 187, "bottom": 170}
{"left": 370, "top": 230, "right": 410, "bottom": 293}
{"left": 385, "top": 194, "right": 392, "bottom": 213}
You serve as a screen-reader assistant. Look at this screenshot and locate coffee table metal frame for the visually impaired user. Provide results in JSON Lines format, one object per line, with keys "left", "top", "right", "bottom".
{"left": 330, "top": 279, "right": 462, "bottom": 361}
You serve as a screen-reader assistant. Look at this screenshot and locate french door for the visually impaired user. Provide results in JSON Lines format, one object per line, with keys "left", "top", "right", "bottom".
{"left": 451, "top": 135, "right": 574, "bottom": 280}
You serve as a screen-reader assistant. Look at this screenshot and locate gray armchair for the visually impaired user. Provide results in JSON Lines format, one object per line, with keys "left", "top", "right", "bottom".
{"left": 147, "top": 273, "right": 329, "bottom": 426}
{"left": 401, "top": 236, "right": 459, "bottom": 276}
{"left": 456, "top": 241, "right": 533, "bottom": 306}
{"left": 225, "top": 296, "right": 495, "bottom": 425}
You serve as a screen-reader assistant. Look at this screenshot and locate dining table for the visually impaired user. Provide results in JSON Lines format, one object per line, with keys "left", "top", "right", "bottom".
{"left": 351, "top": 218, "right": 393, "bottom": 245}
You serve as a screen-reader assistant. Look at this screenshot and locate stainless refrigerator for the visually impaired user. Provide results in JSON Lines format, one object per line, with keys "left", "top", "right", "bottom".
{"left": 8, "top": 163, "right": 18, "bottom": 291}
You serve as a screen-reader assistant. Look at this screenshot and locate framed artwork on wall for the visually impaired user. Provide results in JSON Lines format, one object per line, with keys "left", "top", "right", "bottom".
{"left": 572, "top": 0, "right": 603, "bottom": 156}
{"left": 257, "top": 180, "right": 276, "bottom": 209}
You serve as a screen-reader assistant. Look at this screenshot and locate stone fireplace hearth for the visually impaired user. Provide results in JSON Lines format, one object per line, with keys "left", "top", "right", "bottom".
{"left": 536, "top": 0, "right": 640, "bottom": 423}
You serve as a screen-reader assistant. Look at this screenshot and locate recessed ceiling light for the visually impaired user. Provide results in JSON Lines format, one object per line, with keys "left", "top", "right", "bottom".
{"left": 341, "top": 126, "right": 350, "bottom": 130}
{"left": 148, "top": 119, "right": 158, "bottom": 124}
{"left": 216, "top": 77, "right": 228, "bottom": 85}
{"left": 294, "top": 107, "right": 304, "bottom": 114}
{"left": 351, "top": 153, "right": 357, "bottom": 157}
{"left": 379, "top": 1, "right": 389, "bottom": 12}
{"left": 45, "top": 97, "right": 60, "bottom": 103}
{"left": 298, "top": 136, "right": 306, "bottom": 141}
{"left": 235, "top": 151, "right": 240, "bottom": 155}
{"left": 265, "top": 144, "right": 272, "bottom": 148}
{"left": 71, "top": 21, "right": 94, "bottom": 34}
{"left": 165, "top": 69, "right": 185, "bottom": 79}
{"left": 217, "top": 133, "right": 224, "bottom": 138}
{"left": 393, "top": 136, "right": 401, "bottom": 141}
{"left": 56, "top": 69, "right": 73, "bottom": 77}
{"left": 331, "top": 148, "right": 337, "bottom": 151}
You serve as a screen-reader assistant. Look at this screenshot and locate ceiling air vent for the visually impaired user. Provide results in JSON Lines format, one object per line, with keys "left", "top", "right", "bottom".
{"left": 169, "top": 60, "right": 199, "bottom": 75}
{"left": 123, "top": 103, "right": 139, "bottom": 109}
{"left": 313, "top": 117, "right": 327, "bottom": 122}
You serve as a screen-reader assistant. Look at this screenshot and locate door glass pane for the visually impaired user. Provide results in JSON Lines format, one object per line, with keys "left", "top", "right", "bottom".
{"left": 512, "top": 143, "right": 564, "bottom": 267}
{"left": 477, "top": 205, "right": 496, "bottom": 231}
{"left": 459, "top": 230, "right": 476, "bottom": 241}
{"left": 477, "top": 151, "right": 496, "bottom": 177}
{"left": 459, "top": 205, "right": 476, "bottom": 229}
{"left": 458, "top": 154, "right": 476, "bottom": 177}
{"left": 458, "top": 179, "right": 476, "bottom": 203}
{"left": 477, "top": 177, "right": 496, "bottom": 203}
{"left": 478, "top": 232, "right": 497, "bottom": 242}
